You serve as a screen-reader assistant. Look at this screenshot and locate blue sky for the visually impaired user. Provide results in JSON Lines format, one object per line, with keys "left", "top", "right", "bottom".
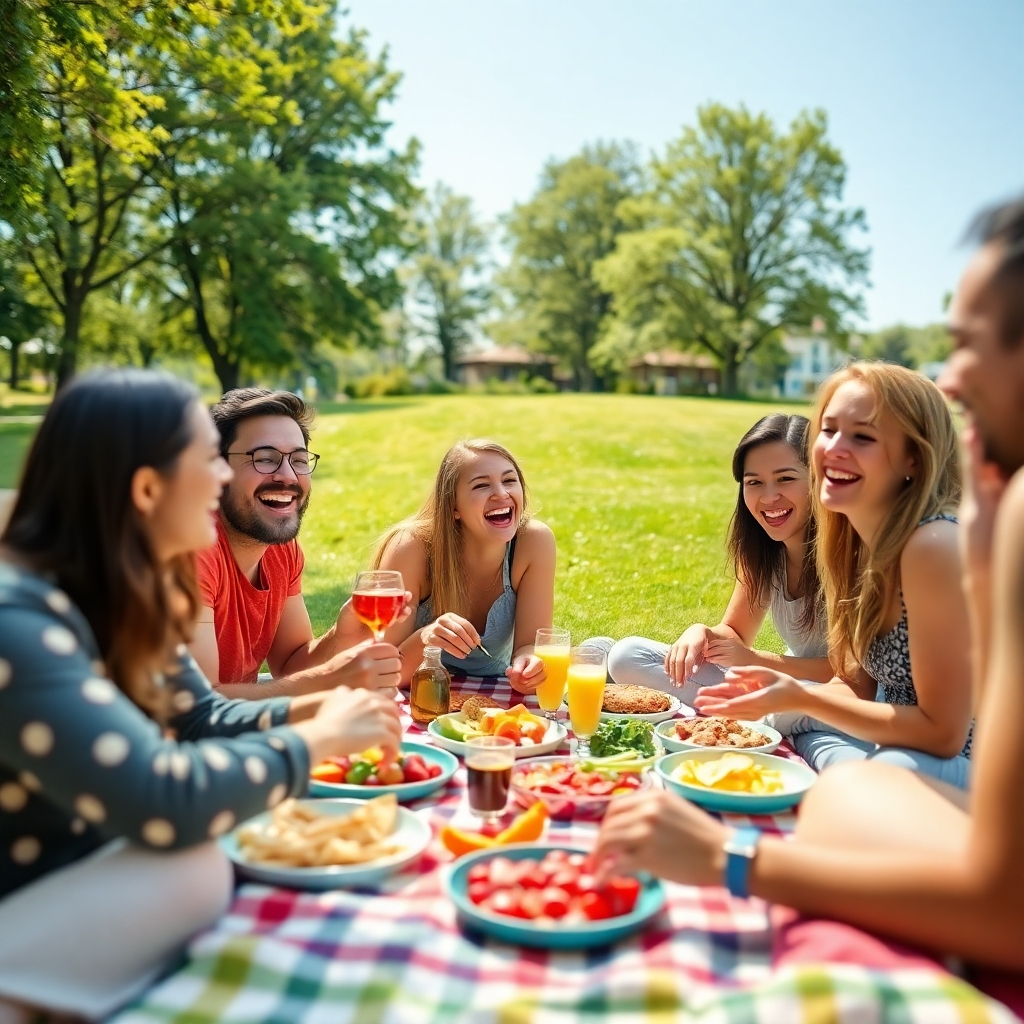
{"left": 345, "top": 0, "right": 1024, "bottom": 330}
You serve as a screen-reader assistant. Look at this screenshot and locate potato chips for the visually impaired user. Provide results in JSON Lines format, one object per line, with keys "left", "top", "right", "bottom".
{"left": 236, "top": 794, "right": 403, "bottom": 868}
{"left": 672, "top": 753, "right": 784, "bottom": 794}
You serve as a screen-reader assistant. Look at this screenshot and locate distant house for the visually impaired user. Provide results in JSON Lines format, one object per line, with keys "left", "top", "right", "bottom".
{"left": 781, "top": 334, "right": 851, "bottom": 398}
{"left": 627, "top": 351, "right": 721, "bottom": 395}
{"left": 455, "top": 346, "right": 556, "bottom": 386}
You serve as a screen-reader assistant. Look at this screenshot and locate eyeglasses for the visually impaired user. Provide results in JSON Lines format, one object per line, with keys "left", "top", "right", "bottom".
{"left": 227, "top": 447, "right": 320, "bottom": 475}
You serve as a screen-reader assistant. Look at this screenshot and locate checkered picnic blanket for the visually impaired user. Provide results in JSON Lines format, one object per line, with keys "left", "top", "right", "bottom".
{"left": 110, "top": 680, "right": 1018, "bottom": 1024}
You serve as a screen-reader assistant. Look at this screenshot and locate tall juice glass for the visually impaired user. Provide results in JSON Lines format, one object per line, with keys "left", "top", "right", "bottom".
{"left": 566, "top": 646, "right": 607, "bottom": 759}
{"left": 534, "top": 628, "right": 570, "bottom": 719}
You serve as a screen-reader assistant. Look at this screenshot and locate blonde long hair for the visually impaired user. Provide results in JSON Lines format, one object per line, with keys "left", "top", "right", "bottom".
{"left": 810, "top": 363, "right": 961, "bottom": 681}
{"left": 372, "top": 439, "right": 532, "bottom": 618}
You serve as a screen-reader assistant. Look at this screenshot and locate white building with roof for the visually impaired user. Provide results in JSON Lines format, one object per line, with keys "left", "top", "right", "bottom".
{"left": 781, "top": 333, "right": 852, "bottom": 398}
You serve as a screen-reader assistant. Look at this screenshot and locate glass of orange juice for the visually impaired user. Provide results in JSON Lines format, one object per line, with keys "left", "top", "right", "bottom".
{"left": 534, "top": 628, "right": 570, "bottom": 719}
{"left": 566, "top": 646, "right": 607, "bottom": 758}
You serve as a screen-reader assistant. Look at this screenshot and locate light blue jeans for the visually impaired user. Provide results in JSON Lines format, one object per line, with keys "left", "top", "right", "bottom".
{"left": 602, "top": 635, "right": 972, "bottom": 791}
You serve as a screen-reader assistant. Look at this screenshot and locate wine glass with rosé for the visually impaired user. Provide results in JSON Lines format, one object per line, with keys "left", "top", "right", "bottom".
{"left": 533, "top": 628, "right": 570, "bottom": 720}
{"left": 351, "top": 570, "right": 405, "bottom": 641}
{"left": 566, "top": 646, "right": 607, "bottom": 759}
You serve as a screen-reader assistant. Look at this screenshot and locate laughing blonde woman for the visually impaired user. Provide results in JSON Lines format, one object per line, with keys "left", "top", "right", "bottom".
{"left": 373, "top": 440, "right": 556, "bottom": 692}
{"left": 696, "top": 362, "right": 973, "bottom": 788}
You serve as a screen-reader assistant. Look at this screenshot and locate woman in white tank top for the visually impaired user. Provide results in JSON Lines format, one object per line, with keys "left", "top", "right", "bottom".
{"left": 606, "top": 413, "right": 833, "bottom": 707}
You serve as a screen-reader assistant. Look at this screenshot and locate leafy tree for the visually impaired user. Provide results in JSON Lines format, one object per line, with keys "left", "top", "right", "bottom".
{"left": 594, "top": 105, "right": 869, "bottom": 396}
{"left": 407, "top": 183, "right": 491, "bottom": 381}
{"left": 157, "top": 11, "right": 418, "bottom": 392}
{"left": 4, "top": 0, "right": 333, "bottom": 385}
{"left": 498, "top": 142, "right": 642, "bottom": 391}
{"left": 860, "top": 325, "right": 916, "bottom": 367}
{"left": 0, "top": 247, "right": 49, "bottom": 389}
{"left": 860, "top": 322, "right": 950, "bottom": 368}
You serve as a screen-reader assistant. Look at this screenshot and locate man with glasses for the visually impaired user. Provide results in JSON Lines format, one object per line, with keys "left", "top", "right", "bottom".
{"left": 190, "top": 388, "right": 405, "bottom": 697}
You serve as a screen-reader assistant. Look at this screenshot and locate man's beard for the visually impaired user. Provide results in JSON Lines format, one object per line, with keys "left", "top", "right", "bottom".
{"left": 220, "top": 485, "right": 310, "bottom": 545}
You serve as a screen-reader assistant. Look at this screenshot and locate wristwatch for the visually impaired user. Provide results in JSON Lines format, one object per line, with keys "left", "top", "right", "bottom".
{"left": 723, "top": 826, "right": 761, "bottom": 898}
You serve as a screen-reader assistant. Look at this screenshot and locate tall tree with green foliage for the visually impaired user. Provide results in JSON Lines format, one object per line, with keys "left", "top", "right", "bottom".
{"left": 0, "top": 246, "right": 49, "bottom": 389}
{"left": 594, "top": 105, "right": 869, "bottom": 396}
{"left": 157, "top": 9, "right": 418, "bottom": 392}
{"left": 407, "top": 183, "right": 491, "bottom": 381}
{"left": 3, "top": 0, "right": 336, "bottom": 385}
{"left": 499, "top": 142, "right": 642, "bottom": 391}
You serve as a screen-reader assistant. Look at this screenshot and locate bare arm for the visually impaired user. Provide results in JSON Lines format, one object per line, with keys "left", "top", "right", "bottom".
{"left": 699, "top": 524, "right": 972, "bottom": 757}
{"left": 506, "top": 521, "right": 556, "bottom": 693}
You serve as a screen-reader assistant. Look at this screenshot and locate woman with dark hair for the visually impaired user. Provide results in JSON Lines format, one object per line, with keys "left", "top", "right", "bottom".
{"left": 0, "top": 369, "right": 401, "bottom": 1023}
{"left": 607, "top": 413, "right": 833, "bottom": 705}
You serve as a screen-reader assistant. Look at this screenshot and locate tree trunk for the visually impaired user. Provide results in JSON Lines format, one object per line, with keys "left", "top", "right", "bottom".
{"left": 8, "top": 340, "right": 20, "bottom": 390}
{"left": 56, "top": 288, "right": 84, "bottom": 389}
{"left": 721, "top": 351, "right": 740, "bottom": 397}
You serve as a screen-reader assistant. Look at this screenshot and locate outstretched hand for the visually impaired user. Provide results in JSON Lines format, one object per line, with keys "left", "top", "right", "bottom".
{"left": 693, "top": 666, "right": 805, "bottom": 718}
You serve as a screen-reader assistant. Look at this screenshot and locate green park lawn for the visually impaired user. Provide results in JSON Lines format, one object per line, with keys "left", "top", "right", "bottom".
{"left": 0, "top": 393, "right": 799, "bottom": 653}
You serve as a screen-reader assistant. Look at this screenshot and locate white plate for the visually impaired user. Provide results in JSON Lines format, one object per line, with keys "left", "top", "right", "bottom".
{"left": 428, "top": 712, "right": 568, "bottom": 758}
{"left": 655, "top": 718, "right": 782, "bottom": 754}
{"left": 221, "top": 798, "right": 430, "bottom": 891}
{"left": 600, "top": 692, "right": 686, "bottom": 724}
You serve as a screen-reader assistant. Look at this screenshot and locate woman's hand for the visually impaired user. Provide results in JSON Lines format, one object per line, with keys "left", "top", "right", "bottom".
{"left": 665, "top": 623, "right": 714, "bottom": 686}
{"left": 298, "top": 687, "right": 402, "bottom": 764}
{"left": 507, "top": 654, "right": 545, "bottom": 694}
{"left": 420, "top": 613, "right": 480, "bottom": 660}
{"left": 693, "top": 666, "right": 806, "bottom": 719}
{"left": 703, "top": 635, "right": 758, "bottom": 669}
{"left": 593, "top": 789, "right": 729, "bottom": 887}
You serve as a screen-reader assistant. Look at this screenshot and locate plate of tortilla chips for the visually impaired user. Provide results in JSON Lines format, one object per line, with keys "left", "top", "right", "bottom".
{"left": 655, "top": 749, "right": 816, "bottom": 813}
{"left": 222, "top": 794, "right": 430, "bottom": 890}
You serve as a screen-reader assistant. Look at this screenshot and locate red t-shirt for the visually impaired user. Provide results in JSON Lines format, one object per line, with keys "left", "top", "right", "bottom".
{"left": 196, "top": 518, "right": 305, "bottom": 685}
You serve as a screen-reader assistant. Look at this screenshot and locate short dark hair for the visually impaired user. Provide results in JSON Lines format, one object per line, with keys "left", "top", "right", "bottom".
{"left": 965, "top": 194, "right": 1024, "bottom": 346}
{"left": 210, "top": 388, "right": 315, "bottom": 456}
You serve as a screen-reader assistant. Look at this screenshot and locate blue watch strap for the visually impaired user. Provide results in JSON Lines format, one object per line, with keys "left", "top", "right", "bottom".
{"left": 723, "top": 826, "right": 761, "bottom": 898}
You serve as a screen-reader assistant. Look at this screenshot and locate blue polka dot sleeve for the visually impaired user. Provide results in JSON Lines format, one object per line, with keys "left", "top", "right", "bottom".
{"left": 0, "top": 569, "right": 311, "bottom": 898}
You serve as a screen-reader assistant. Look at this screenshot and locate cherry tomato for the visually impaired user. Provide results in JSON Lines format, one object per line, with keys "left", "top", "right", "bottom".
{"left": 325, "top": 756, "right": 351, "bottom": 773}
{"left": 377, "top": 763, "right": 405, "bottom": 786}
{"left": 549, "top": 868, "right": 578, "bottom": 893}
{"left": 467, "top": 863, "right": 491, "bottom": 885}
{"left": 486, "top": 890, "right": 526, "bottom": 918}
{"left": 605, "top": 877, "right": 641, "bottom": 916}
{"left": 468, "top": 881, "right": 493, "bottom": 905}
{"left": 575, "top": 873, "right": 599, "bottom": 895}
{"left": 362, "top": 774, "right": 382, "bottom": 786}
{"left": 487, "top": 857, "right": 522, "bottom": 888}
{"left": 566, "top": 854, "right": 588, "bottom": 871}
{"left": 427, "top": 763, "right": 443, "bottom": 779}
{"left": 518, "top": 865, "right": 550, "bottom": 890}
{"left": 540, "top": 887, "right": 571, "bottom": 919}
{"left": 580, "top": 892, "right": 613, "bottom": 921}
{"left": 518, "top": 890, "right": 545, "bottom": 919}
{"left": 310, "top": 763, "right": 345, "bottom": 783}
{"left": 402, "top": 760, "right": 430, "bottom": 783}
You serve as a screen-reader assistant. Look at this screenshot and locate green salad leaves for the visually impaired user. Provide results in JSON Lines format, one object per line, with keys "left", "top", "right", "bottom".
{"left": 589, "top": 719, "right": 658, "bottom": 759}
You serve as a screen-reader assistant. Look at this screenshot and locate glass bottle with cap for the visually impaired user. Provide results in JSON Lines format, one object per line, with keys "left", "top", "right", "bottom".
{"left": 410, "top": 645, "right": 451, "bottom": 724}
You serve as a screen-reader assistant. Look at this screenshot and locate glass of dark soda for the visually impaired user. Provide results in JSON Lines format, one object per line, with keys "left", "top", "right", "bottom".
{"left": 465, "top": 736, "right": 515, "bottom": 821}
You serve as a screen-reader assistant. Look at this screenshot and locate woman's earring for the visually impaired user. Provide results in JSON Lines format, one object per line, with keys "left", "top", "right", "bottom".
{"left": 905, "top": 476, "right": 912, "bottom": 483}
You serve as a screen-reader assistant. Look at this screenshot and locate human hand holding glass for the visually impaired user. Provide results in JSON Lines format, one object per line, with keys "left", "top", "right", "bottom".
{"left": 566, "top": 646, "right": 607, "bottom": 759}
{"left": 351, "top": 570, "right": 405, "bottom": 641}
{"left": 533, "top": 627, "right": 571, "bottom": 719}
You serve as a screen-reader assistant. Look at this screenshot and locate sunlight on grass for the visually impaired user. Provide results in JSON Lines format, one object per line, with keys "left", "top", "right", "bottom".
{"left": 300, "top": 394, "right": 795, "bottom": 653}
{"left": 0, "top": 393, "right": 799, "bottom": 652}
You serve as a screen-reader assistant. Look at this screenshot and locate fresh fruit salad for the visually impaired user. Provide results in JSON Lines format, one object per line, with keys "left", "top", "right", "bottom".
{"left": 465, "top": 850, "right": 641, "bottom": 923}
{"left": 512, "top": 760, "right": 644, "bottom": 799}
{"left": 436, "top": 703, "right": 549, "bottom": 746}
{"left": 310, "top": 747, "right": 443, "bottom": 787}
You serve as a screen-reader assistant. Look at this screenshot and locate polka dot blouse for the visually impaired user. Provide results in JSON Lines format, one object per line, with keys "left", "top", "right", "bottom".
{"left": 0, "top": 562, "right": 311, "bottom": 899}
